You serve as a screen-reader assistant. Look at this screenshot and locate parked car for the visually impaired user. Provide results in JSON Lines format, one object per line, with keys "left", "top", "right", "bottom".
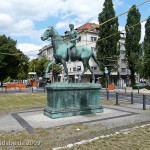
{"left": 136, "top": 82, "right": 146, "bottom": 87}
{"left": 39, "top": 79, "right": 47, "bottom": 87}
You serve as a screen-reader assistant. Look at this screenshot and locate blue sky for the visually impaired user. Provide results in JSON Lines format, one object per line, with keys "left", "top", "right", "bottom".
{"left": 0, "top": 0, "right": 149, "bottom": 60}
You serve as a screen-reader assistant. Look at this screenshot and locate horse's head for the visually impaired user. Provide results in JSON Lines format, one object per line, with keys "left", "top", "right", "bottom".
{"left": 41, "top": 26, "right": 53, "bottom": 41}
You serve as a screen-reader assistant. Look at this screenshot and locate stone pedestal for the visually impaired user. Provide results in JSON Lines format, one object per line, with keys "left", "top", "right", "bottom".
{"left": 44, "top": 83, "right": 103, "bottom": 118}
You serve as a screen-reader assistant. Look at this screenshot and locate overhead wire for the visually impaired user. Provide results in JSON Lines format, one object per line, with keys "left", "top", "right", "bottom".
{"left": 0, "top": 52, "right": 17, "bottom": 56}
{"left": 78, "top": 18, "right": 147, "bottom": 47}
{"left": 98, "top": 19, "right": 146, "bottom": 42}
{"left": 98, "top": 0, "right": 150, "bottom": 27}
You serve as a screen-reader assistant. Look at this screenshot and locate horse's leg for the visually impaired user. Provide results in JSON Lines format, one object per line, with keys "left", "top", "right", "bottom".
{"left": 78, "top": 59, "right": 88, "bottom": 83}
{"left": 61, "top": 59, "right": 69, "bottom": 83}
{"left": 45, "top": 60, "right": 56, "bottom": 78}
{"left": 88, "top": 64, "right": 95, "bottom": 83}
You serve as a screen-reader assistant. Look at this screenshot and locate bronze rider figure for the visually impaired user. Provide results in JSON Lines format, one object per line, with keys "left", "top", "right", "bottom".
{"left": 67, "top": 24, "right": 79, "bottom": 63}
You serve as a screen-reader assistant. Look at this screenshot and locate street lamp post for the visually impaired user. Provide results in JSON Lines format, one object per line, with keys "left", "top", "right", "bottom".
{"left": 104, "top": 67, "right": 109, "bottom": 89}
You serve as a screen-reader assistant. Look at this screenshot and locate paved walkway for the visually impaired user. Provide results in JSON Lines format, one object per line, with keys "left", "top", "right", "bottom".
{"left": 0, "top": 103, "right": 150, "bottom": 134}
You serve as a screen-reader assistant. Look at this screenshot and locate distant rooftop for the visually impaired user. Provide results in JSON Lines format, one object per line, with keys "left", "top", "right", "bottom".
{"left": 76, "top": 22, "right": 99, "bottom": 31}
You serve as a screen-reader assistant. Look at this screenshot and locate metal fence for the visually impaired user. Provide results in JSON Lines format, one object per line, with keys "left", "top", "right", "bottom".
{"left": 0, "top": 86, "right": 47, "bottom": 94}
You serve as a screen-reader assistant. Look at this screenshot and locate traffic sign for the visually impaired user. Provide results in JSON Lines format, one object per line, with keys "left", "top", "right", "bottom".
{"left": 104, "top": 67, "right": 108, "bottom": 74}
{"left": 104, "top": 70, "right": 108, "bottom": 74}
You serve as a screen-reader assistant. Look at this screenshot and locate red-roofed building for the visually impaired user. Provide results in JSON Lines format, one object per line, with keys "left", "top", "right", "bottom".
{"left": 76, "top": 22, "right": 99, "bottom": 32}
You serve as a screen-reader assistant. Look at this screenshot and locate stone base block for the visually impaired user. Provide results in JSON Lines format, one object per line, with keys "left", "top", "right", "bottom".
{"left": 44, "top": 83, "right": 103, "bottom": 119}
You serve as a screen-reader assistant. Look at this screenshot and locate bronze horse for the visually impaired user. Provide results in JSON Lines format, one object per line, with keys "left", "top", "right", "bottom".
{"left": 41, "top": 26, "right": 102, "bottom": 82}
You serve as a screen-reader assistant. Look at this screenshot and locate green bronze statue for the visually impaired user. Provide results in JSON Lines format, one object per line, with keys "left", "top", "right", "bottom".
{"left": 66, "top": 24, "right": 79, "bottom": 63}
{"left": 41, "top": 25, "right": 103, "bottom": 82}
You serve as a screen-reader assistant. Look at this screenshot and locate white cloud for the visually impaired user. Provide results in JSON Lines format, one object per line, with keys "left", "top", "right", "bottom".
{"left": 17, "top": 43, "right": 45, "bottom": 60}
{"left": 113, "top": 0, "right": 124, "bottom": 8}
{"left": 0, "top": 0, "right": 125, "bottom": 59}
{"left": 56, "top": 22, "right": 68, "bottom": 30}
{"left": 11, "top": 19, "right": 35, "bottom": 36}
{"left": 0, "top": 0, "right": 125, "bottom": 36}
{"left": 119, "top": 26, "right": 125, "bottom": 32}
{"left": 0, "top": 13, "right": 13, "bottom": 31}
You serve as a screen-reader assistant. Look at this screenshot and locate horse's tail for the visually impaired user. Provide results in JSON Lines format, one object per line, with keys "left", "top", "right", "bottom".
{"left": 92, "top": 52, "right": 104, "bottom": 68}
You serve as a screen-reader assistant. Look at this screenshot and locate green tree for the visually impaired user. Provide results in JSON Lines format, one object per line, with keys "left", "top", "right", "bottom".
{"left": 0, "top": 35, "right": 29, "bottom": 85}
{"left": 142, "top": 16, "right": 150, "bottom": 79}
{"left": 43, "top": 60, "right": 62, "bottom": 81}
{"left": 125, "top": 5, "right": 141, "bottom": 86}
{"left": 96, "top": 0, "right": 120, "bottom": 73}
{"left": 52, "top": 64, "right": 62, "bottom": 80}
{"left": 29, "top": 56, "right": 62, "bottom": 79}
{"left": 28, "top": 56, "right": 48, "bottom": 78}
{"left": 136, "top": 42, "right": 144, "bottom": 78}
{"left": 36, "top": 56, "right": 50, "bottom": 77}
{"left": 17, "top": 53, "right": 29, "bottom": 81}
{"left": 96, "top": 0, "right": 120, "bottom": 87}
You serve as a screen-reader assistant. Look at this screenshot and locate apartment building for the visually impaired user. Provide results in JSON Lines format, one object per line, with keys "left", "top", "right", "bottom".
{"left": 38, "top": 23, "right": 129, "bottom": 86}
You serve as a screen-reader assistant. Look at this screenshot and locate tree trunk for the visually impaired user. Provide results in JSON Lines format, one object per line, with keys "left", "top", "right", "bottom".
{"left": 130, "top": 68, "right": 136, "bottom": 87}
{"left": 0, "top": 80, "right": 3, "bottom": 86}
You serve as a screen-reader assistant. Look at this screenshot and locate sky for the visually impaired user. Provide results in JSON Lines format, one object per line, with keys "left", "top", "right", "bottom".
{"left": 0, "top": 0, "right": 149, "bottom": 60}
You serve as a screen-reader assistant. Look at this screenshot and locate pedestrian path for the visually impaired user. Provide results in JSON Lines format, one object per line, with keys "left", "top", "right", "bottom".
{"left": 0, "top": 103, "right": 150, "bottom": 133}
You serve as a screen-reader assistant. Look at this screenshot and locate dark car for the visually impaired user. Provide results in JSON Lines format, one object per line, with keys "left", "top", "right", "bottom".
{"left": 39, "top": 79, "right": 47, "bottom": 87}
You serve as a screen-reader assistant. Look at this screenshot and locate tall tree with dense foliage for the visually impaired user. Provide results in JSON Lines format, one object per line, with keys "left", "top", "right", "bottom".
{"left": 0, "top": 35, "right": 29, "bottom": 85}
{"left": 125, "top": 5, "right": 141, "bottom": 86}
{"left": 96, "top": 0, "right": 120, "bottom": 73}
{"left": 142, "top": 16, "right": 150, "bottom": 79}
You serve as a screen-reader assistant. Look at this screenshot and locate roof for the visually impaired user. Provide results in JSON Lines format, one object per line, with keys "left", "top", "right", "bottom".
{"left": 76, "top": 22, "right": 99, "bottom": 32}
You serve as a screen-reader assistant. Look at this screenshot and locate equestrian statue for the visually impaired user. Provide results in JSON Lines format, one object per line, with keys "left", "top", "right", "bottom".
{"left": 41, "top": 24, "right": 102, "bottom": 82}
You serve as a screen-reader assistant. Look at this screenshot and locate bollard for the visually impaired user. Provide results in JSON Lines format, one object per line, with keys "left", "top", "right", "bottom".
{"left": 138, "top": 87, "right": 139, "bottom": 94}
{"left": 5, "top": 87, "right": 7, "bottom": 93}
{"left": 32, "top": 87, "right": 33, "bottom": 93}
{"left": 131, "top": 92, "right": 133, "bottom": 104}
{"left": 116, "top": 92, "right": 118, "bottom": 105}
{"left": 44, "top": 87, "right": 46, "bottom": 93}
{"left": 107, "top": 90, "right": 109, "bottom": 100}
{"left": 125, "top": 88, "right": 126, "bottom": 93}
{"left": 143, "top": 94, "right": 146, "bottom": 110}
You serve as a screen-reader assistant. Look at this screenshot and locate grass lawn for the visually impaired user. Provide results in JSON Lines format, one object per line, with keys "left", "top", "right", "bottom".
{"left": 0, "top": 93, "right": 130, "bottom": 114}
{"left": 0, "top": 123, "right": 149, "bottom": 149}
{"left": 66, "top": 124, "right": 150, "bottom": 150}
{"left": 0, "top": 93, "right": 46, "bottom": 114}
{"left": 101, "top": 99, "right": 130, "bottom": 105}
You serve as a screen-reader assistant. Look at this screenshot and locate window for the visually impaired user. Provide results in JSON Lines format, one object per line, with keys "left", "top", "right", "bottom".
{"left": 121, "top": 68, "right": 126, "bottom": 73}
{"left": 91, "top": 66, "right": 97, "bottom": 70}
{"left": 42, "top": 52, "right": 46, "bottom": 56}
{"left": 77, "top": 66, "right": 81, "bottom": 71}
{"left": 78, "top": 36, "right": 81, "bottom": 41}
{"left": 121, "top": 59, "right": 125, "bottom": 63}
{"left": 73, "top": 67, "right": 76, "bottom": 71}
{"left": 70, "top": 68, "right": 71, "bottom": 72}
{"left": 91, "top": 36, "right": 97, "bottom": 41}
{"left": 120, "top": 50, "right": 126, "bottom": 54}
